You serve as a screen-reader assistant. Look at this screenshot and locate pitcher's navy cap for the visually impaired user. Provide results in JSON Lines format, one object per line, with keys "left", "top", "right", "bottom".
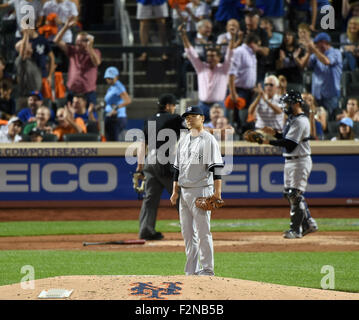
{"left": 182, "top": 105, "right": 204, "bottom": 117}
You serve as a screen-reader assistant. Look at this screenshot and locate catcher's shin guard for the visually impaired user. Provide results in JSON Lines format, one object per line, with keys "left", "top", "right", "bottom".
{"left": 287, "top": 188, "right": 305, "bottom": 234}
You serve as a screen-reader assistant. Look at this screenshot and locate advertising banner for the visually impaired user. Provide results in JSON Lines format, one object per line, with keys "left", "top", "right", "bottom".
{"left": 0, "top": 155, "right": 358, "bottom": 202}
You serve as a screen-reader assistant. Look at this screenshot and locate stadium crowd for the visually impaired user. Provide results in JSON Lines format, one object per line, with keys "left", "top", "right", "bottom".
{"left": 0, "top": 0, "right": 359, "bottom": 143}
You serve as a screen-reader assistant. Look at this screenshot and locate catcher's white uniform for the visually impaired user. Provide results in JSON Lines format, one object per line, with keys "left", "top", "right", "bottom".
{"left": 173, "top": 130, "right": 223, "bottom": 275}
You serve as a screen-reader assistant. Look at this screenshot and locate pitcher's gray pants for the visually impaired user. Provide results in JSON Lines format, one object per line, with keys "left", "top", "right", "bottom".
{"left": 179, "top": 185, "right": 214, "bottom": 276}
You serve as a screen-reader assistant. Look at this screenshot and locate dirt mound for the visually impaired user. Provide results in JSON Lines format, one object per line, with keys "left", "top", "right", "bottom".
{"left": 0, "top": 275, "right": 358, "bottom": 300}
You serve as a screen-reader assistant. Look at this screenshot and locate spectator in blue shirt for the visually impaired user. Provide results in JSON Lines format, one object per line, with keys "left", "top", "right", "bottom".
{"left": 300, "top": 32, "right": 343, "bottom": 121}
{"left": 17, "top": 90, "right": 44, "bottom": 124}
{"left": 104, "top": 67, "right": 132, "bottom": 141}
{"left": 72, "top": 93, "right": 98, "bottom": 124}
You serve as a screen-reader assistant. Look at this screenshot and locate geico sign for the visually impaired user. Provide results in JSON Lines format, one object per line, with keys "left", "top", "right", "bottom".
{"left": 222, "top": 163, "right": 336, "bottom": 193}
{"left": 0, "top": 163, "right": 117, "bottom": 192}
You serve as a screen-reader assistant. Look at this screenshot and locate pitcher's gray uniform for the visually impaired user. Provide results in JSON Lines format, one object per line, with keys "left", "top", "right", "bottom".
{"left": 173, "top": 130, "right": 223, "bottom": 276}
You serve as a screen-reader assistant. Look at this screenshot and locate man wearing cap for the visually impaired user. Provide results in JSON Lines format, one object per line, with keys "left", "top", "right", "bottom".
{"left": 170, "top": 105, "right": 223, "bottom": 275}
{"left": 299, "top": 32, "right": 343, "bottom": 121}
{"left": 28, "top": 127, "right": 45, "bottom": 142}
{"left": 0, "top": 117, "right": 23, "bottom": 143}
{"left": 17, "top": 91, "right": 43, "bottom": 124}
{"left": 104, "top": 66, "right": 131, "bottom": 141}
{"left": 136, "top": 93, "right": 186, "bottom": 240}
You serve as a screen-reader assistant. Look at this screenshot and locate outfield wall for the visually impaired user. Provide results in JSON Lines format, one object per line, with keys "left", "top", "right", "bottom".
{"left": 0, "top": 141, "right": 358, "bottom": 207}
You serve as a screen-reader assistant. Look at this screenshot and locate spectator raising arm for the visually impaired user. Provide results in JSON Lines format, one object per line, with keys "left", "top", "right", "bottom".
{"left": 299, "top": 35, "right": 331, "bottom": 68}
{"left": 178, "top": 23, "right": 191, "bottom": 48}
{"left": 85, "top": 35, "right": 102, "bottom": 67}
{"left": 248, "top": 83, "right": 263, "bottom": 117}
{"left": 18, "top": 29, "right": 31, "bottom": 61}
{"left": 54, "top": 16, "right": 77, "bottom": 55}
{"left": 310, "top": 0, "right": 318, "bottom": 32}
{"left": 65, "top": 103, "right": 85, "bottom": 133}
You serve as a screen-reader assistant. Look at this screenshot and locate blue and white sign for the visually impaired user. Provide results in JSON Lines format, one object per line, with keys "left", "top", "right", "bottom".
{"left": 222, "top": 155, "right": 358, "bottom": 199}
{"left": 0, "top": 155, "right": 358, "bottom": 201}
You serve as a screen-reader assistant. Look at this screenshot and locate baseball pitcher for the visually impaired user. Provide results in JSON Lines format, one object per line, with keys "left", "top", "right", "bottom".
{"left": 170, "top": 106, "right": 224, "bottom": 275}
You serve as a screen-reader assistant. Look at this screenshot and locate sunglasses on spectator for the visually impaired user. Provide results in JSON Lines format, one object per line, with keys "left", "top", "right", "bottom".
{"left": 264, "top": 83, "right": 274, "bottom": 87}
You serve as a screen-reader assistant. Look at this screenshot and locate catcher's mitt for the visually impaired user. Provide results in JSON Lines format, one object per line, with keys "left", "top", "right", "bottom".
{"left": 132, "top": 171, "right": 145, "bottom": 194}
{"left": 195, "top": 195, "right": 225, "bottom": 211}
{"left": 243, "top": 130, "right": 264, "bottom": 144}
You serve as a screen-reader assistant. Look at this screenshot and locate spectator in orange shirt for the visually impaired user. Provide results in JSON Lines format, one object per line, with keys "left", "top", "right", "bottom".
{"left": 53, "top": 104, "right": 87, "bottom": 141}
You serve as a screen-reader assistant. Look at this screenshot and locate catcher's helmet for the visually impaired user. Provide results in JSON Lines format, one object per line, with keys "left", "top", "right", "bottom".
{"left": 280, "top": 90, "right": 304, "bottom": 115}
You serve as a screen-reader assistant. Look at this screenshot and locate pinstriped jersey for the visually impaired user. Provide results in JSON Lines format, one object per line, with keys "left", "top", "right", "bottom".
{"left": 173, "top": 130, "right": 223, "bottom": 188}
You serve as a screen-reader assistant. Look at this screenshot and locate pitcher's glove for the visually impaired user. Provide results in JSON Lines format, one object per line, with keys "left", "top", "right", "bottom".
{"left": 195, "top": 195, "right": 225, "bottom": 211}
{"left": 132, "top": 171, "right": 145, "bottom": 194}
{"left": 243, "top": 130, "right": 264, "bottom": 144}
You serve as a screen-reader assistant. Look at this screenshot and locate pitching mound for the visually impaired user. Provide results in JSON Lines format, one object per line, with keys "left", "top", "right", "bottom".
{"left": 0, "top": 275, "right": 358, "bottom": 300}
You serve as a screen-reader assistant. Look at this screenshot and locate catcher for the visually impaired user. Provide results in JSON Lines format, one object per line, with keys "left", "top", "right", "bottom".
{"left": 243, "top": 90, "right": 318, "bottom": 239}
{"left": 170, "top": 105, "right": 224, "bottom": 276}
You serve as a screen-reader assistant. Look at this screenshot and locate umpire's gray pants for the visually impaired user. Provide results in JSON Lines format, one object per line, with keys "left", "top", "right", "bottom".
{"left": 179, "top": 185, "right": 214, "bottom": 276}
{"left": 139, "top": 163, "right": 173, "bottom": 238}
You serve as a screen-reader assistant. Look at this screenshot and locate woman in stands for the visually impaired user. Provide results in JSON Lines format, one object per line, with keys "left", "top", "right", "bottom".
{"left": 331, "top": 117, "right": 358, "bottom": 141}
{"left": 103, "top": 66, "right": 132, "bottom": 141}
{"left": 302, "top": 92, "right": 327, "bottom": 140}
{"left": 275, "top": 30, "right": 304, "bottom": 84}
{"left": 336, "top": 97, "right": 359, "bottom": 122}
{"left": 340, "top": 16, "right": 359, "bottom": 71}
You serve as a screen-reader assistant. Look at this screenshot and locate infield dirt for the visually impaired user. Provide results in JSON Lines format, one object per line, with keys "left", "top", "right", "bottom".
{"left": 0, "top": 206, "right": 358, "bottom": 300}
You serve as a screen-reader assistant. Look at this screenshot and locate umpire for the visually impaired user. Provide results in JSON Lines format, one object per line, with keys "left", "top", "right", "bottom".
{"left": 136, "top": 93, "right": 185, "bottom": 240}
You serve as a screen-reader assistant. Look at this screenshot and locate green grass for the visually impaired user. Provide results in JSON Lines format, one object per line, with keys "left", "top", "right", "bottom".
{"left": 0, "top": 218, "right": 358, "bottom": 236}
{"left": 1, "top": 251, "right": 358, "bottom": 293}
